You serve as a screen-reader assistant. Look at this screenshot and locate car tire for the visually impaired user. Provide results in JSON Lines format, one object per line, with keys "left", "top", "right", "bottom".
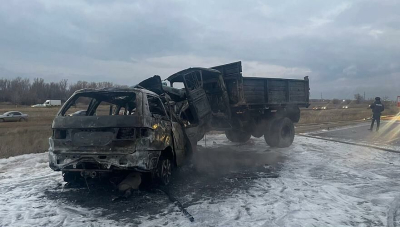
{"left": 0, "top": 119, "right": 4, "bottom": 122}
{"left": 19, "top": 118, "right": 26, "bottom": 122}
{"left": 268, "top": 117, "right": 295, "bottom": 148}
{"left": 225, "top": 130, "right": 251, "bottom": 143}
{"left": 157, "top": 155, "right": 172, "bottom": 186}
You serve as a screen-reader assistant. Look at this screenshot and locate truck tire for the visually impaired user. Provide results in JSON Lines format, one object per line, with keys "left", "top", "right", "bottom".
{"left": 251, "top": 122, "right": 265, "bottom": 138}
{"left": 270, "top": 117, "right": 295, "bottom": 148}
{"left": 286, "top": 106, "right": 301, "bottom": 123}
{"left": 225, "top": 130, "right": 251, "bottom": 143}
{"left": 264, "top": 119, "right": 279, "bottom": 147}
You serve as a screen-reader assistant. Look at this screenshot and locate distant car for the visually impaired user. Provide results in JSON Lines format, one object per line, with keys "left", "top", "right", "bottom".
{"left": 68, "top": 110, "right": 87, "bottom": 116}
{"left": 312, "top": 106, "right": 327, "bottom": 110}
{"left": 342, "top": 105, "right": 349, "bottom": 109}
{"left": 31, "top": 104, "right": 46, "bottom": 108}
{"left": 0, "top": 111, "right": 28, "bottom": 122}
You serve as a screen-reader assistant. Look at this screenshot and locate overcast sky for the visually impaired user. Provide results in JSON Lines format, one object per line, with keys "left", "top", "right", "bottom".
{"left": 0, "top": 0, "right": 399, "bottom": 99}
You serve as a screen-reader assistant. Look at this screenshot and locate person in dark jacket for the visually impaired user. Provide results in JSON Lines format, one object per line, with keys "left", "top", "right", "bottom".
{"left": 368, "top": 97, "right": 384, "bottom": 131}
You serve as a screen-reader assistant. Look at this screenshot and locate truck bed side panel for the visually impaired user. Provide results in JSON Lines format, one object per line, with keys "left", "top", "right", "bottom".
{"left": 243, "top": 78, "right": 309, "bottom": 105}
{"left": 210, "top": 62, "right": 309, "bottom": 107}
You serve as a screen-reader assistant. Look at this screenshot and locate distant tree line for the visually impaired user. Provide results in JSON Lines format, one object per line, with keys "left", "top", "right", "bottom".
{"left": 0, "top": 77, "right": 123, "bottom": 105}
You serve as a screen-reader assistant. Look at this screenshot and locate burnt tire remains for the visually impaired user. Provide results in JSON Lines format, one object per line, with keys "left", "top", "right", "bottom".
{"left": 157, "top": 156, "right": 173, "bottom": 186}
{"left": 225, "top": 130, "right": 251, "bottom": 143}
{"left": 62, "top": 171, "right": 82, "bottom": 183}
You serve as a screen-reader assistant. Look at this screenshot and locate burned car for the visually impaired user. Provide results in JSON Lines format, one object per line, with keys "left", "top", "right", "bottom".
{"left": 49, "top": 87, "right": 189, "bottom": 185}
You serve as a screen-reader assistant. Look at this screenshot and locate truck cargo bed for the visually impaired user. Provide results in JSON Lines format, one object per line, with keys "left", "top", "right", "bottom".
{"left": 211, "top": 61, "right": 310, "bottom": 108}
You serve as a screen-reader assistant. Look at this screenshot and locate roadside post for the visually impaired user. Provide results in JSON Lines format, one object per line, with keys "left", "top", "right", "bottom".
{"left": 397, "top": 96, "right": 400, "bottom": 107}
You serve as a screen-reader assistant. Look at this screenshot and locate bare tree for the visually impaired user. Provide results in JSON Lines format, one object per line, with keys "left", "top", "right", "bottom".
{"left": 0, "top": 77, "right": 121, "bottom": 105}
{"left": 354, "top": 93, "right": 364, "bottom": 104}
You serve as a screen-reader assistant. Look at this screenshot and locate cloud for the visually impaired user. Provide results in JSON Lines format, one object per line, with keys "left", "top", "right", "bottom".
{"left": 0, "top": 0, "right": 399, "bottom": 99}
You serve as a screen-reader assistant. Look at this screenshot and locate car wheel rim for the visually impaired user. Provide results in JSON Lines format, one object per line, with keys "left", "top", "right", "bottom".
{"left": 161, "top": 159, "right": 171, "bottom": 185}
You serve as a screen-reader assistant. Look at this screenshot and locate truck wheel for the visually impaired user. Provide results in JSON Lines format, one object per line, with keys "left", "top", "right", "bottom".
{"left": 225, "top": 130, "right": 251, "bottom": 143}
{"left": 264, "top": 119, "right": 279, "bottom": 147}
{"left": 157, "top": 156, "right": 172, "bottom": 186}
{"left": 270, "top": 117, "right": 295, "bottom": 148}
{"left": 286, "top": 106, "right": 301, "bottom": 123}
{"left": 251, "top": 122, "right": 265, "bottom": 138}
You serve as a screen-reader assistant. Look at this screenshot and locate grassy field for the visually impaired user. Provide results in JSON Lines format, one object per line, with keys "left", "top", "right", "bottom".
{"left": 299, "top": 106, "right": 399, "bottom": 124}
{"left": 0, "top": 105, "right": 58, "bottom": 159}
{"left": 0, "top": 104, "right": 399, "bottom": 159}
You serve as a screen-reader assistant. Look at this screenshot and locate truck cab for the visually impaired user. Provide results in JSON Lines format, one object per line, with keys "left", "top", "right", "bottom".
{"left": 49, "top": 87, "right": 187, "bottom": 185}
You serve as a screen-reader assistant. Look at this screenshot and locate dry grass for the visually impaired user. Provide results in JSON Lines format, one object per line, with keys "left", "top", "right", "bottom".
{"left": 299, "top": 106, "right": 400, "bottom": 124}
{"left": 0, "top": 106, "right": 58, "bottom": 159}
{"left": 0, "top": 104, "right": 114, "bottom": 159}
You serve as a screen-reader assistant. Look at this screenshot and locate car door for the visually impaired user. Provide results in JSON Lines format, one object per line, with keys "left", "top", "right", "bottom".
{"left": 12, "top": 112, "right": 21, "bottom": 121}
{"left": 4, "top": 112, "right": 13, "bottom": 122}
{"left": 182, "top": 70, "right": 212, "bottom": 126}
{"left": 171, "top": 121, "right": 185, "bottom": 166}
{"left": 147, "top": 95, "right": 173, "bottom": 149}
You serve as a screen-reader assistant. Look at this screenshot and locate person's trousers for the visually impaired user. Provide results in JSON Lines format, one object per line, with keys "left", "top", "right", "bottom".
{"left": 370, "top": 115, "right": 381, "bottom": 131}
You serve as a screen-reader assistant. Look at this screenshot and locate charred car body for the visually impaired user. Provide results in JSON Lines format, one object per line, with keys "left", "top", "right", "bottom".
{"left": 49, "top": 87, "right": 189, "bottom": 185}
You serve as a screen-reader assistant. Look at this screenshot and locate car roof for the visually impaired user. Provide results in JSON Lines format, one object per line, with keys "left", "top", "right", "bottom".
{"left": 73, "top": 87, "right": 158, "bottom": 96}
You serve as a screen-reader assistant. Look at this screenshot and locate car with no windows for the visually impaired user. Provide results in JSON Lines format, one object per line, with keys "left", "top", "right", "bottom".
{"left": 48, "top": 87, "right": 191, "bottom": 186}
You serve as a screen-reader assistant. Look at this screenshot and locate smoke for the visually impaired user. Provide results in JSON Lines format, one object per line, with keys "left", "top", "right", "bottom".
{"left": 192, "top": 137, "right": 286, "bottom": 177}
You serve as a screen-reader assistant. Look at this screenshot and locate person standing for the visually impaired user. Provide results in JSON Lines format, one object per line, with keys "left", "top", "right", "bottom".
{"left": 368, "top": 97, "right": 384, "bottom": 131}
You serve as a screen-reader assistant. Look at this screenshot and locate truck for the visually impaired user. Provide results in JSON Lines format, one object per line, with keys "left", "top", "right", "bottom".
{"left": 166, "top": 61, "right": 310, "bottom": 148}
{"left": 49, "top": 87, "right": 193, "bottom": 185}
{"left": 44, "top": 100, "right": 62, "bottom": 106}
{"left": 32, "top": 100, "right": 62, "bottom": 107}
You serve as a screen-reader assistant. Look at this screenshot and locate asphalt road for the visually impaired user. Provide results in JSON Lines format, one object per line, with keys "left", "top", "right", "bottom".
{"left": 306, "top": 120, "right": 400, "bottom": 150}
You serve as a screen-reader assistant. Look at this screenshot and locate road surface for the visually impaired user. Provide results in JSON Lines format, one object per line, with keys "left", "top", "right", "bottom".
{"left": 1, "top": 122, "right": 400, "bottom": 226}
{"left": 305, "top": 120, "right": 400, "bottom": 150}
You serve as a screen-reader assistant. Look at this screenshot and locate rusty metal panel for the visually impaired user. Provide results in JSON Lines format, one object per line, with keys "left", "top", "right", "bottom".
{"left": 183, "top": 71, "right": 212, "bottom": 124}
{"left": 289, "top": 81, "right": 307, "bottom": 103}
{"left": 243, "top": 78, "right": 265, "bottom": 103}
